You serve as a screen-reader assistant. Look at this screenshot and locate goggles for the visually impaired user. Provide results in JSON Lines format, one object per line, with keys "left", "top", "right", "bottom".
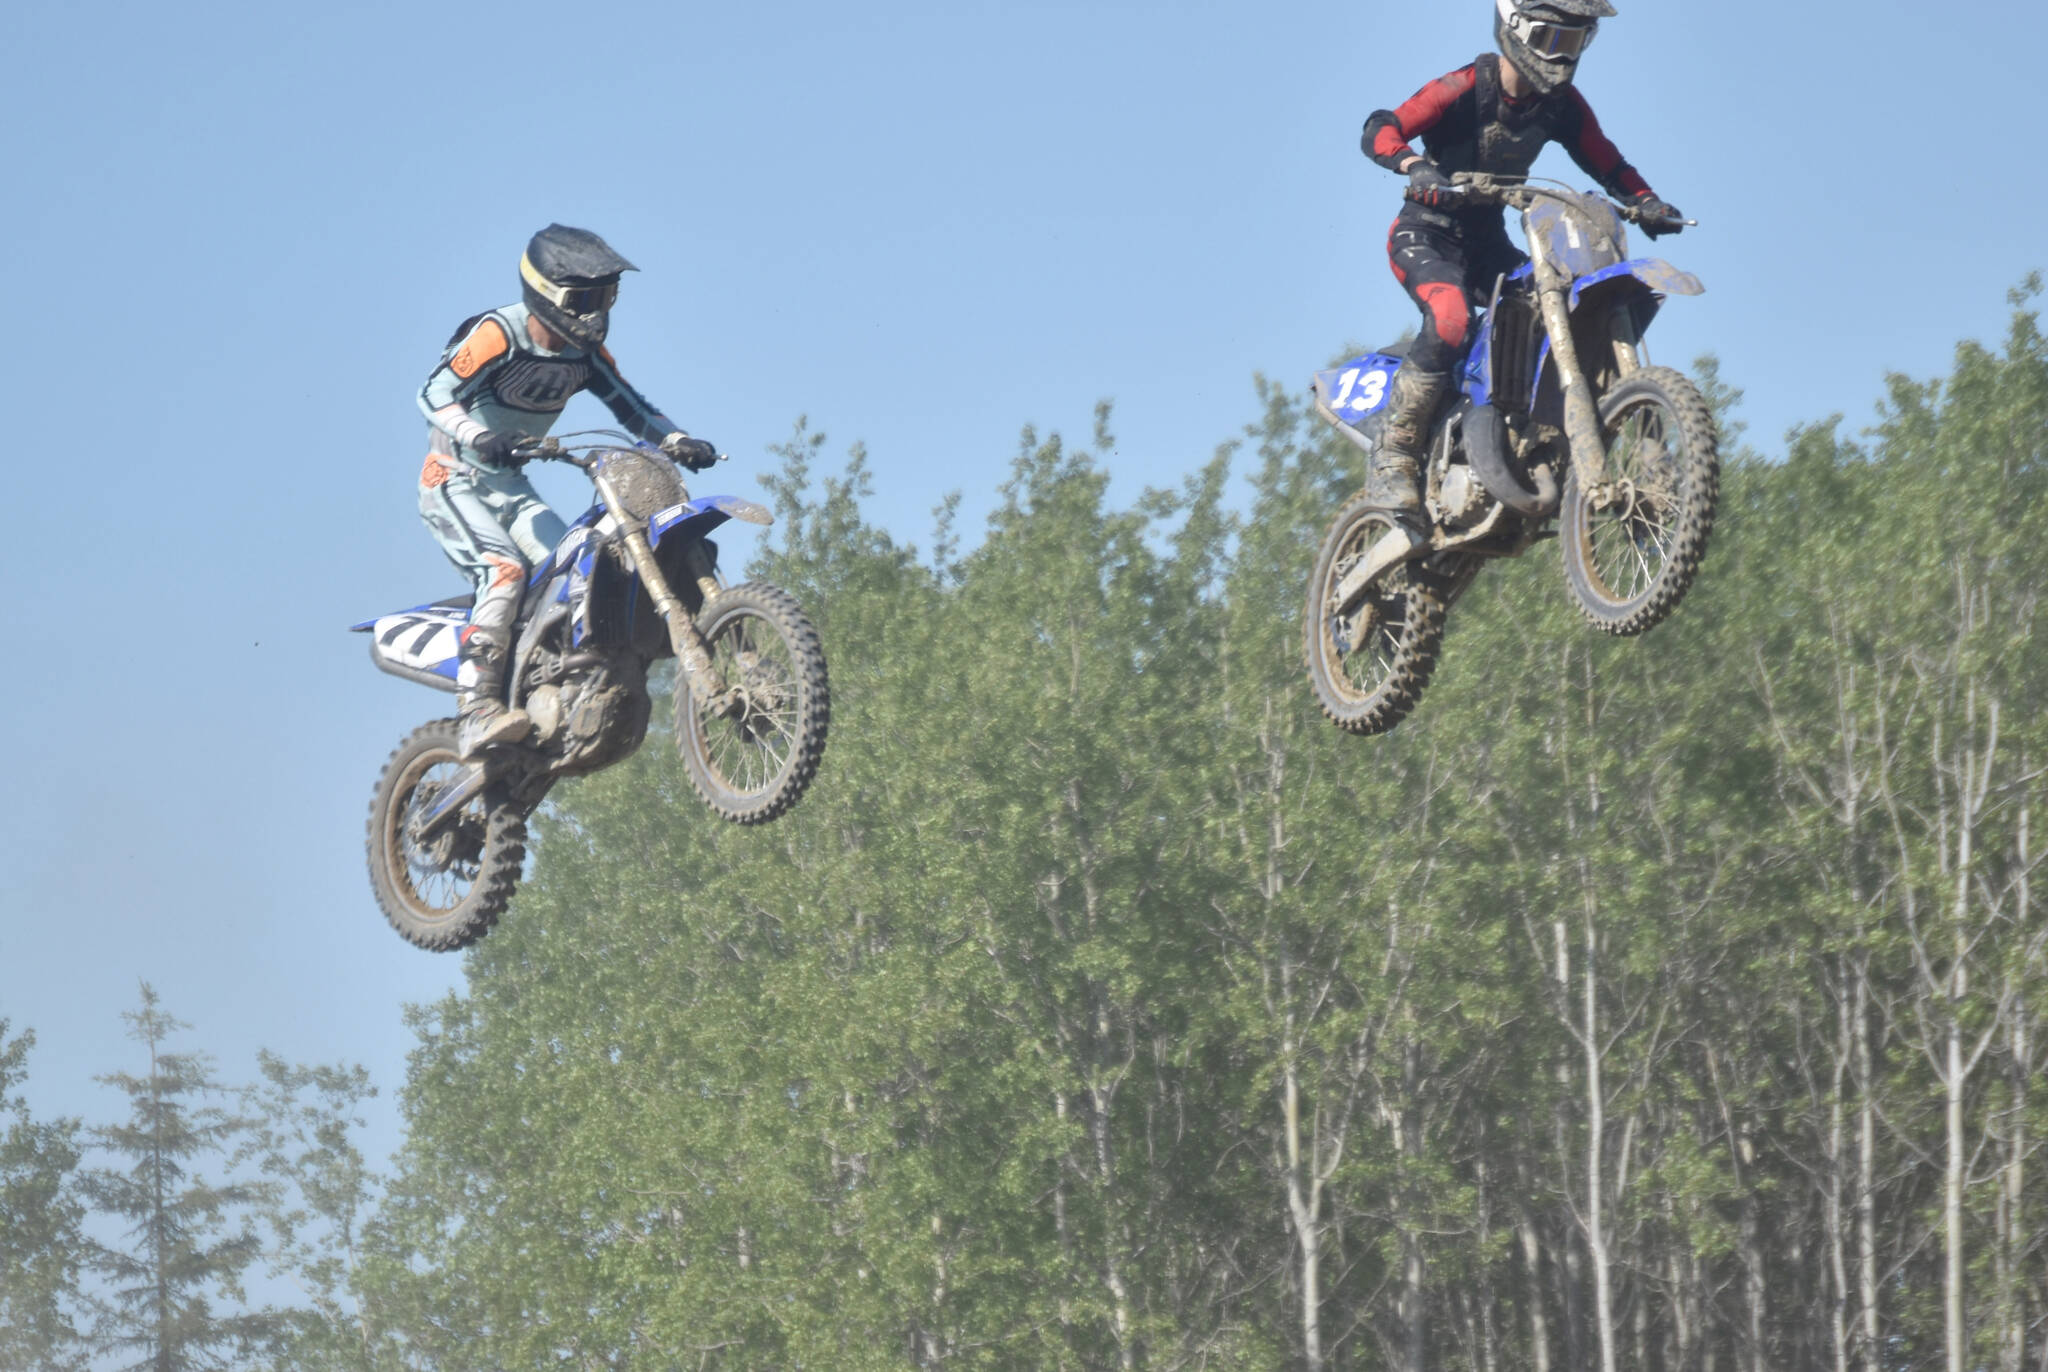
{"left": 520, "top": 253, "right": 620, "bottom": 316}
{"left": 1506, "top": 11, "right": 1597, "bottom": 59}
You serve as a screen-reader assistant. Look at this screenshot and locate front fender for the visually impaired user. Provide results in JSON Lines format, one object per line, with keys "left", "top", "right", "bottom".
{"left": 649, "top": 494, "right": 773, "bottom": 547}
{"left": 1526, "top": 259, "right": 1705, "bottom": 422}
{"left": 1569, "top": 257, "right": 1703, "bottom": 311}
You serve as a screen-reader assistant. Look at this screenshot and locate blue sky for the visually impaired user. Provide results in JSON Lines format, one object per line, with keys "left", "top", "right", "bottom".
{"left": 2, "top": 0, "right": 2043, "bottom": 1174}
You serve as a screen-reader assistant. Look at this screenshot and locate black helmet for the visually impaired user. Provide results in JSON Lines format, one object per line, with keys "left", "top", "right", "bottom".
{"left": 519, "top": 224, "right": 637, "bottom": 350}
{"left": 1495, "top": 0, "right": 1614, "bottom": 93}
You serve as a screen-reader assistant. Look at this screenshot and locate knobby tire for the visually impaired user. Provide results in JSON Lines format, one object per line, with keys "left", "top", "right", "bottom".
{"left": 676, "top": 582, "right": 830, "bottom": 824}
{"left": 1305, "top": 494, "right": 1451, "bottom": 736}
{"left": 1560, "top": 365, "right": 1720, "bottom": 636}
{"left": 365, "top": 720, "right": 525, "bottom": 952}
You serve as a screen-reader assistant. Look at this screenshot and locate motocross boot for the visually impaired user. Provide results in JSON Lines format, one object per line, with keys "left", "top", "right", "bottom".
{"left": 1364, "top": 366, "right": 1451, "bottom": 521}
{"left": 455, "top": 628, "right": 531, "bottom": 759}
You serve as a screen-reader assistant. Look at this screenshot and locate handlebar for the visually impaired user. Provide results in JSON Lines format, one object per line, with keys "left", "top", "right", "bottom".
{"left": 509, "top": 436, "right": 579, "bottom": 466}
{"left": 1408, "top": 173, "right": 1697, "bottom": 229}
{"left": 507, "top": 429, "right": 729, "bottom": 473}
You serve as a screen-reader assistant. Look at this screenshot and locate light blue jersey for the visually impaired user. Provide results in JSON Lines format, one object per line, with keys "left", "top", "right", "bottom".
{"left": 415, "top": 301, "right": 685, "bottom": 651}
{"left": 419, "top": 300, "right": 677, "bottom": 470}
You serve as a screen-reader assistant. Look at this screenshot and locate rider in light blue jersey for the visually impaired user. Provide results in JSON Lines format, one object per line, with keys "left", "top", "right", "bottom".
{"left": 416, "top": 224, "right": 719, "bottom": 757}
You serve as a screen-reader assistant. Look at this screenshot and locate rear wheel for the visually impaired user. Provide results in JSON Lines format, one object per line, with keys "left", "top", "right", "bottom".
{"left": 1304, "top": 494, "right": 1449, "bottom": 736}
{"left": 365, "top": 720, "right": 524, "bottom": 952}
{"left": 1560, "top": 366, "right": 1720, "bottom": 636}
{"left": 675, "top": 582, "right": 830, "bottom": 824}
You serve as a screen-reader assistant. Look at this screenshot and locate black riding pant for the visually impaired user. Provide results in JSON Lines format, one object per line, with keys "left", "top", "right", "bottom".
{"left": 1385, "top": 210, "right": 1528, "bottom": 373}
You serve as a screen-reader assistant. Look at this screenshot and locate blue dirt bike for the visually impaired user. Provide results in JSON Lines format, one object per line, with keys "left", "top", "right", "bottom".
{"left": 354, "top": 432, "right": 830, "bottom": 950}
{"left": 1305, "top": 172, "right": 1719, "bottom": 736}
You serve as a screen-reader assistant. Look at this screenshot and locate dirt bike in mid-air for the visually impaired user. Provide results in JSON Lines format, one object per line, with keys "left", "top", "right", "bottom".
{"left": 1306, "top": 172, "right": 1718, "bottom": 735}
{"left": 354, "top": 432, "right": 829, "bottom": 951}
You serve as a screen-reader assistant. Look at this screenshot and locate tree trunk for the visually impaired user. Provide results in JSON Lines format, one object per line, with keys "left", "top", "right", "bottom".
{"left": 1855, "top": 966, "right": 1879, "bottom": 1372}
{"left": 1282, "top": 1038, "right": 1324, "bottom": 1372}
{"left": 1581, "top": 891, "right": 1619, "bottom": 1372}
{"left": 1520, "top": 1210, "right": 1553, "bottom": 1372}
{"left": 1828, "top": 962, "right": 1852, "bottom": 1372}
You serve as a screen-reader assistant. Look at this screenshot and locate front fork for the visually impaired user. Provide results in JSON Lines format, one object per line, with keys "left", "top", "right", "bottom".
{"left": 1531, "top": 246, "right": 1635, "bottom": 506}
{"left": 593, "top": 471, "right": 732, "bottom": 708}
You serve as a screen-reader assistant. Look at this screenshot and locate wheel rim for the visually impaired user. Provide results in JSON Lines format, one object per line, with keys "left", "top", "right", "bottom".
{"left": 684, "top": 609, "right": 803, "bottom": 799}
{"left": 1318, "top": 510, "right": 1415, "bottom": 704}
{"left": 383, "top": 750, "right": 483, "bottom": 920}
{"left": 1575, "top": 395, "right": 1688, "bottom": 607}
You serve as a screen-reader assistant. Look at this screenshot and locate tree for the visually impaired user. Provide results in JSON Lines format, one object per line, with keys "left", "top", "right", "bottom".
{"left": 238, "top": 1053, "right": 390, "bottom": 1371}
{"left": 351, "top": 291, "right": 2048, "bottom": 1370}
{"left": 79, "top": 983, "right": 283, "bottom": 1371}
{"left": 0, "top": 1018, "right": 88, "bottom": 1371}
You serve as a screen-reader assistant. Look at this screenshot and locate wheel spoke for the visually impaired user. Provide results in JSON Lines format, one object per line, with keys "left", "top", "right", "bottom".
{"left": 1582, "top": 395, "right": 1693, "bottom": 603}
{"left": 686, "top": 607, "right": 804, "bottom": 798}
{"left": 392, "top": 759, "right": 480, "bottom": 917}
{"left": 1318, "top": 513, "right": 1416, "bottom": 703}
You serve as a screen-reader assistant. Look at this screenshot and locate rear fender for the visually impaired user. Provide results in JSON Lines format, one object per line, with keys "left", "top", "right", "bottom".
{"left": 355, "top": 607, "right": 466, "bottom": 692}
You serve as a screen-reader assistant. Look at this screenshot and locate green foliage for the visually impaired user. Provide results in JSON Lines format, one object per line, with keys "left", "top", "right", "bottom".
{"left": 351, "top": 292, "right": 2048, "bottom": 1370}
{"left": 237, "top": 1054, "right": 395, "bottom": 1371}
{"left": 0, "top": 1019, "right": 88, "bottom": 1371}
{"left": 78, "top": 985, "right": 287, "bottom": 1372}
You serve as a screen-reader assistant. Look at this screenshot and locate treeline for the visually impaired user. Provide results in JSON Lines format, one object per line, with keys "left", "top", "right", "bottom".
{"left": 7, "top": 291, "right": 2046, "bottom": 1369}
{"left": 0, "top": 989, "right": 377, "bottom": 1371}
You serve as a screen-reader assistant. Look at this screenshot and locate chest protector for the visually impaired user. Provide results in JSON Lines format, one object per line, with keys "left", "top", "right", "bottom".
{"left": 1424, "top": 54, "right": 1568, "bottom": 181}
{"left": 437, "top": 310, "right": 597, "bottom": 416}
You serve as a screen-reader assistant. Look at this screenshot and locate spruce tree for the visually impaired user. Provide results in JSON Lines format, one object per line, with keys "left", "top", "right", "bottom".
{"left": 78, "top": 984, "right": 282, "bottom": 1371}
{"left": 0, "top": 1019, "right": 88, "bottom": 1371}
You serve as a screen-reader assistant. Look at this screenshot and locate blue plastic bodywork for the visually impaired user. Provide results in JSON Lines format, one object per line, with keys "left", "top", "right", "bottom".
{"left": 1312, "top": 353, "right": 1406, "bottom": 425}
{"left": 1525, "top": 197, "right": 1629, "bottom": 280}
{"left": 1569, "top": 257, "right": 1703, "bottom": 309}
{"left": 1461, "top": 262, "right": 1535, "bottom": 409}
{"left": 353, "top": 494, "right": 748, "bottom": 676}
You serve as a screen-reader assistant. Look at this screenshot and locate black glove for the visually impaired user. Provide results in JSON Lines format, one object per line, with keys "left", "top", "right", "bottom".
{"left": 470, "top": 430, "right": 525, "bottom": 466}
{"left": 661, "top": 431, "right": 719, "bottom": 472}
{"left": 1634, "top": 193, "right": 1685, "bottom": 239}
{"left": 1404, "top": 160, "right": 1460, "bottom": 210}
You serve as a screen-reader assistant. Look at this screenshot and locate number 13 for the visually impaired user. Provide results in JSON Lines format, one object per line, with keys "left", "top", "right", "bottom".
{"left": 1332, "top": 367, "right": 1390, "bottom": 412}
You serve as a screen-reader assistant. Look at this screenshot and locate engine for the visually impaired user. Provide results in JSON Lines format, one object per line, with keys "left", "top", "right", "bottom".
{"left": 519, "top": 648, "right": 652, "bottom": 778}
{"left": 1434, "top": 464, "right": 1496, "bottom": 528}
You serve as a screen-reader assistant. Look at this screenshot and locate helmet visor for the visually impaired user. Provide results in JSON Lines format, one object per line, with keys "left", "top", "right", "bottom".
{"left": 1512, "top": 13, "right": 1596, "bottom": 59}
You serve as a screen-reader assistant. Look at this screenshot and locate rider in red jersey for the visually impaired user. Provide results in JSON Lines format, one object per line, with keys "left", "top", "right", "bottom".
{"left": 1358, "top": 0, "right": 1685, "bottom": 517}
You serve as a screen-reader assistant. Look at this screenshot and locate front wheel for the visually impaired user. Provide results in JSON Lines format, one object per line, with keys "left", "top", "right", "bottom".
{"left": 675, "top": 582, "right": 830, "bottom": 824}
{"left": 1304, "top": 494, "right": 1450, "bottom": 736}
{"left": 365, "top": 721, "right": 525, "bottom": 952}
{"left": 1560, "top": 365, "right": 1720, "bottom": 636}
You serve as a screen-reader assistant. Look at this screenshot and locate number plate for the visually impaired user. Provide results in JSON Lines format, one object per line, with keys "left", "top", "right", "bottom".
{"left": 1314, "top": 354, "right": 1403, "bottom": 420}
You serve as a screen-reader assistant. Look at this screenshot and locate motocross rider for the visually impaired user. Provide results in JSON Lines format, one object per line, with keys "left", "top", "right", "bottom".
{"left": 1359, "top": 0, "right": 1685, "bottom": 517}
{"left": 418, "top": 223, "right": 719, "bottom": 758}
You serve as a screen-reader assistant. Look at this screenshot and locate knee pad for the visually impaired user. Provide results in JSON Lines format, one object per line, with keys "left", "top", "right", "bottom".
{"left": 1416, "top": 282, "right": 1471, "bottom": 352}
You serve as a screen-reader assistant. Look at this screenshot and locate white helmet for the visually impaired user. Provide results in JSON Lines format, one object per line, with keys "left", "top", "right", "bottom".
{"left": 1495, "top": 0, "right": 1614, "bottom": 93}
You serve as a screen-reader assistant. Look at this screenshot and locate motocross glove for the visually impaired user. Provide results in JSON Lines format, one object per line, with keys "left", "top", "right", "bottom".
{"left": 470, "top": 430, "right": 526, "bottom": 466}
{"left": 661, "top": 431, "right": 720, "bottom": 471}
{"left": 1633, "top": 193, "right": 1685, "bottom": 239}
{"left": 1404, "top": 160, "right": 1461, "bottom": 210}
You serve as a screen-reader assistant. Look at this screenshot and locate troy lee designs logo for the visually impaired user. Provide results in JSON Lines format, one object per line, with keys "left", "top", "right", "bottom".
{"left": 490, "top": 356, "right": 588, "bottom": 412}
